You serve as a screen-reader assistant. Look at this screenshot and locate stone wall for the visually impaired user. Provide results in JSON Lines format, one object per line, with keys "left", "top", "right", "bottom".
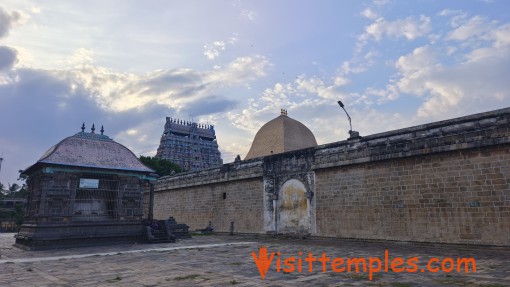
{"left": 154, "top": 176, "right": 264, "bottom": 233}
{"left": 315, "top": 145, "right": 510, "bottom": 245}
{"left": 155, "top": 107, "right": 510, "bottom": 246}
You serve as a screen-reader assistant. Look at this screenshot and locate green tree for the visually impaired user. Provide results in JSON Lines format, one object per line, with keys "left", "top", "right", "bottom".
{"left": 14, "top": 203, "right": 25, "bottom": 226}
{"left": 139, "top": 156, "right": 182, "bottom": 177}
{"left": 8, "top": 183, "right": 20, "bottom": 193}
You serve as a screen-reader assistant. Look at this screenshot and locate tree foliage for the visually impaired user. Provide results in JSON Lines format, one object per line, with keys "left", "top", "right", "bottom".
{"left": 0, "top": 182, "right": 27, "bottom": 199}
{"left": 139, "top": 156, "right": 181, "bottom": 177}
{"left": 0, "top": 181, "right": 26, "bottom": 226}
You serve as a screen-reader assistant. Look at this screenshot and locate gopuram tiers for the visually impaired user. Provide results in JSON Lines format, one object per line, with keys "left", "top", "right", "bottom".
{"left": 156, "top": 117, "right": 223, "bottom": 172}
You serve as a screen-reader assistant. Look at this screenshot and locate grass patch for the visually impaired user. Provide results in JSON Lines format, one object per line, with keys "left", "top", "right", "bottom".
{"left": 229, "top": 262, "right": 244, "bottom": 266}
{"left": 26, "top": 268, "right": 33, "bottom": 272}
{"left": 391, "top": 283, "right": 414, "bottom": 287}
{"left": 230, "top": 280, "right": 240, "bottom": 285}
{"left": 174, "top": 274, "right": 201, "bottom": 281}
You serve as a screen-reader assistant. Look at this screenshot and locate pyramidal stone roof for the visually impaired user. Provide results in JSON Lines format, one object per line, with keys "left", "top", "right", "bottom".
{"left": 244, "top": 110, "right": 318, "bottom": 160}
{"left": 26, "top": 126, "right": 154, "bottom": 174}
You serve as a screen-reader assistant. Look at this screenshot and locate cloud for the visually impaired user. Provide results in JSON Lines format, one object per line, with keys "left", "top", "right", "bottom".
{"left": 203, "top": 41, "right": 226, "bottom": 60}
{"left": 208, "top": 55, "right": 271, "bottom": 85}
{"left": 361, "top": 8, "right": 378, "bottom": 20}
{"left": 55, "top": 52, "right": 270, "bottom": 113}
{"left": 64, "top": 48, "right": 95, "bottom": 67}
{"left": 0, "top": 43, "right": 271, "bottom": 184}
{"left": 227, "top": 73, "right": 358, "bottom": 136}
{"left": 448, "top": 16, "right": 491, "bottom": 41}
{"left": 361, "top": 15, "right": 431, "bottom": 41}
{"left": 203, "top": 34, "right": 239, "bottom": 60}
{"left": 0, "top": 7, "right": 22, "bottom": 38}
{"left": 184, "top": 95, "right": 237, "bottom": 116}
{"left": 225, "top": 76, "right": 408, "bottom": 159}
{"left": 240, "top": 9, "right": 256, "bottom": 21}
{"left": 0, "top": 46, "right": 17, "bottom": 70}
{"left": 392, "top": 20, "right": 510, "bottom": 119}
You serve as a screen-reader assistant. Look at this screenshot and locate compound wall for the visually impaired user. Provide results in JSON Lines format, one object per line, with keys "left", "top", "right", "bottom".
{"left": 155, "top": 108, "right": 510, "bottom": 246}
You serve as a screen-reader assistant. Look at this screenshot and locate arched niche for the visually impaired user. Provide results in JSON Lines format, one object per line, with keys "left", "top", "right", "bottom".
{"left": 278, "top": 179, "right": 310, "bottom": 234}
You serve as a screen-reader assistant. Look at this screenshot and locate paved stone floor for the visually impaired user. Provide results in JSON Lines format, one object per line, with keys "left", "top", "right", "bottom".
{"left": 0, "top": 233, "right": 509, "bottom": 286}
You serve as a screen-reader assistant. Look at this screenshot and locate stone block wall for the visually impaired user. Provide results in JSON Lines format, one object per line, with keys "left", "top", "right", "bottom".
{"left": 154, "top": 178, "right": 264, "bottom": 233}
{"left": 314, "top": 145, "right": 510, "bottom": 245}
{"left": 155, "top": 107, "right": 510, "bottom": 246}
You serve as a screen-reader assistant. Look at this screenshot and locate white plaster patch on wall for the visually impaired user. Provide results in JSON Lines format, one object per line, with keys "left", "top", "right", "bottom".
{"left": 278, "top": 179, "right": 310, "bottom": 234}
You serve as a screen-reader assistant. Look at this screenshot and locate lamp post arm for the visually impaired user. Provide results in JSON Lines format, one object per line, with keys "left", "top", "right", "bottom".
{"left": 341, "top": 106, "right": 353, "bottom": 132}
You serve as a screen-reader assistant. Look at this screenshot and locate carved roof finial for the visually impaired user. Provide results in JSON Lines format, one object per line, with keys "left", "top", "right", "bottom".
{"left": 91, "top": 123, "right": 95, "bottom": 134}
{"left": 100, "top": 125, "right": 104, "bottom": 135}
{"left": 280, "top": 109, "right": 287, "bottom": 116}
{"left": 81, "top": 122, "right": 85, "bottom": 132}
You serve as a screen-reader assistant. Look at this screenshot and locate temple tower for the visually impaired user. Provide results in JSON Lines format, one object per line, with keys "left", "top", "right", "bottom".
{"left": 156, "top": 117, "right": 223, "bottom": 172}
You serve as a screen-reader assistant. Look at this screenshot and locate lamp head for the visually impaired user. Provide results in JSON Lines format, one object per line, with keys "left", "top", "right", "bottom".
{"left": 337, "top": 101, "right": 344, "bottom": 108}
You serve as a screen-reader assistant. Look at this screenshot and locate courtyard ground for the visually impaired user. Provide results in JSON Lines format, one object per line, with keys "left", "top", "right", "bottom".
{"left": 0, "top": 233, "right": 509, "bottom": 286}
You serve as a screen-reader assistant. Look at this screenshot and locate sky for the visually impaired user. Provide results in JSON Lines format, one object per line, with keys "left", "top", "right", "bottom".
{"left": 0, "top": 0, "right": 509, "bottom": 186}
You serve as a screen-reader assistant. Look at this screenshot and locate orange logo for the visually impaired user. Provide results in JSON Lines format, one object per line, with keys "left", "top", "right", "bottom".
{"left": 251, "top": 246, "right": 476, "bottom": 280}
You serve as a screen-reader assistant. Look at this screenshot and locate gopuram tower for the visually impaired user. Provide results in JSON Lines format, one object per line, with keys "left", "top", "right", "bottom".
{"left": 156, "top": 117, "right": 223, "bottom": 172}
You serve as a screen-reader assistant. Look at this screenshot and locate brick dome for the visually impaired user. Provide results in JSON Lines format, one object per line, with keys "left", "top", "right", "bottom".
{"left": 244, "top": 111, "right": 318, "bottom": 160}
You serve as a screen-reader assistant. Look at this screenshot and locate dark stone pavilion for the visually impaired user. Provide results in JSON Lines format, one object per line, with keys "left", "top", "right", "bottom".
{"left": 15, "top": 124, "right": 157, "bottom": 249}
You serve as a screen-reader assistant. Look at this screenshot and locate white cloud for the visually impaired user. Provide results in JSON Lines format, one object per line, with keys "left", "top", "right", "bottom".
{"left": 240, "top": 9, "right": 256, "bottom": 21}
{"left": 393, "top": 36, "right": 510, "bottom": 119}
{"left": 492, "top": 23, "right": 510, "bottom": 47}
{"left": 396, "top": 46, "right": 438, "bottom": 78}
{"left": 448, "top": 16, "right": 490, "bottom": 41}
{"left": 52, "top": 55, "right": 271, "bottom": 113}
{"left": 341, "top": 61, "right": 366, "bottom": 75}
{"left": 203, "top": 34, "right": 239, "bottom": 60}
{"left": 226, "top": 82, "right": 408, "bottom": 155}
{"left": 30, "top": 7, "right": 41, "bottom": 14}
{"left": 334, "top": 76, "right": 350, "bottom": 86}
{"left": 208, "top": 55, "right": 271, "bottom": 85}
{"left": 361, "top": 8, "right": 378, "bottom": 20}
{"left": 64, "top": 48, "right": 95, "bottom": 67}
{"left": 203, "top": 41, "right": 226, "bottom": 60}
{"left": 226, "top": 73, "right": 360, "bottom": 140}
{"left": 362, "top": 15, "right": 431, "bottom": 41}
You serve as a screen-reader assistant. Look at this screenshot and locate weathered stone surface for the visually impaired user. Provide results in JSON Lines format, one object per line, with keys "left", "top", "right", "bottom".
{"left": 154, "top": 178, "right": 264, "bottom": 233}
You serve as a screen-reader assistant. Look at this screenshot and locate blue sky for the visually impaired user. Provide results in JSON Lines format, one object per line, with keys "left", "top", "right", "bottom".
{"left": 1, "top": 0, "right": 509, "bottom": 185}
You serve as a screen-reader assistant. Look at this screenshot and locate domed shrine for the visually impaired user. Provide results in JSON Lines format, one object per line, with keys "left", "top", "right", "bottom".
{"left": 244, "top": 109, "right": 318, "bottom": 160}
{"left": 15, "top": 124, "right": 157, "bottom": 249}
